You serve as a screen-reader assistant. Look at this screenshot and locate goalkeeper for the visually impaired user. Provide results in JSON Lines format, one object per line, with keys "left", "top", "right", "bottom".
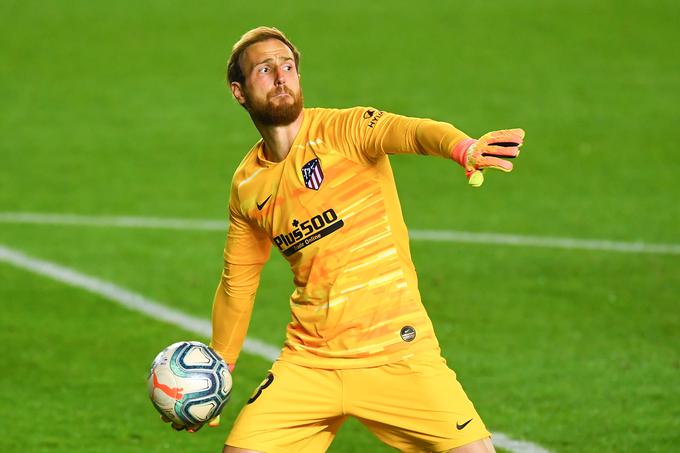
{"left": 198, "top": 26, "right": 523, "bottom": 453}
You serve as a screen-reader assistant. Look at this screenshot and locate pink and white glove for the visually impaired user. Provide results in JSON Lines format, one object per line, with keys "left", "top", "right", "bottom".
{"left": 451, "top": 129, "right": 525, "bottom": 187}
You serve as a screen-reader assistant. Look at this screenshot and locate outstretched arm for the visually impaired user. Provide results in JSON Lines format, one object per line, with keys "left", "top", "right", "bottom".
{"left": 336, "top": 107, "right": 524, "bottom": 187}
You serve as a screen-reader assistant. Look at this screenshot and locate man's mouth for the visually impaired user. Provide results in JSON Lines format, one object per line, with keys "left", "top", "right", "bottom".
{"left": 270, "top": 88, "right": 293, "bottom": 100}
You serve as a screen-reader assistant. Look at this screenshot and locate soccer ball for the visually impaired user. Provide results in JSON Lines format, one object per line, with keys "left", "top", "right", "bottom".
{"left": 148, "top": 341, "right": 231, "bottom": 426}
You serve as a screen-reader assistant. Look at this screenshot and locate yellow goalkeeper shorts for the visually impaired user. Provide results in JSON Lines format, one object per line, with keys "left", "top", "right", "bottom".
{"left": 226, "top": 352, "right": 490, "bottom": 452}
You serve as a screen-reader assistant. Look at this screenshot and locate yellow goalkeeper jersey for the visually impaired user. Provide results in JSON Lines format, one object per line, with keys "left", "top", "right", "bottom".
{"left": 211, "top": 107, "right": 469, "bottom": 369}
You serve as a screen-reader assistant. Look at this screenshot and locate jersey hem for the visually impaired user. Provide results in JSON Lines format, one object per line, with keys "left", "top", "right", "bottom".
{"left": 276, "top": 340, "right": 442, "bottom": 370}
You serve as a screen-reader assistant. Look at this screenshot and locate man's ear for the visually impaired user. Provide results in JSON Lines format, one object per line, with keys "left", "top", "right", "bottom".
{"left": 231, "top": 82, "right": 246, "bottom": 105}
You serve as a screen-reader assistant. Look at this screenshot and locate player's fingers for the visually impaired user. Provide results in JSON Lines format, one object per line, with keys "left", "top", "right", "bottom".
{"left": 187, "top": 424, "right": 204, "bottom": 433}
{"left": 478, "top": 156, "right": 514, "bottom": 172}
{"left": 479, "top": 128, "right": 525, "bottom": 147}
{"left": 208, "top": 415, "right": 221, "bottom": 428}
{"left": 171, "top": 422, "right": 186, "bottom": 431}
{"left": 160, "top": 414, "right": 172, "bottom": 424}
{"left": 467, "top": 169, "right": 484, "bottom": 187}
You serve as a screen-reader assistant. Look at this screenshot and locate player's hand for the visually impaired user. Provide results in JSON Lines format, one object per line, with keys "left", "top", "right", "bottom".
{"left": 452, "top": 129, "right": 525, "bottom": 187}
{"left": 208, "top": 414, "right": 221, "bottom": 428}
{"left": 160, "top": 414, "right": 220, "bottom": 433}
{"left": 160, "top": 414, "right": 197, "bottom": 432}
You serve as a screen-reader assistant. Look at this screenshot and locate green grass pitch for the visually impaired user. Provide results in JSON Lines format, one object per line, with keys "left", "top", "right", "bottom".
{"left": 1, "top": 1, "right": 679, "bottom": 452}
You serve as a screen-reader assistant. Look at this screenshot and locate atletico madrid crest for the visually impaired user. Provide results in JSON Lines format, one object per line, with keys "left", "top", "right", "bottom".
{"left": 302, "top": 158, "right": 324, "bottom": 190}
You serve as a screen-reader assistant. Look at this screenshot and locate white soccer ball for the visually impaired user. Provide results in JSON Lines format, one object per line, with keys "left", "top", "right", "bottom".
{"left": 148, "top": 341, "right": 231, "bottom": 426}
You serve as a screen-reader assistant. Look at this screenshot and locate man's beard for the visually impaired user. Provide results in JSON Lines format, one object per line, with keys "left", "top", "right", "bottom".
{"left": 244, "top": 86, "right": 304, "bottom": 126}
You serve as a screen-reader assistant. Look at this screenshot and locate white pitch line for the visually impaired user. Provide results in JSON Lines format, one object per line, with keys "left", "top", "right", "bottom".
{"left": 0, "top": 212, "right": 226, "bottom": 231}
{"left": 0, "top": 244, "right": 280, "bottom": 362}
{"left": 0, "top": 243, "right": 552, "bottom": 453}
{"left": 409, "top": 229, "right": 680, "bottom": 255}
{"left": 492, "top": 433, "right": 551, "bottom": 453}
{"left": 1, "top": 211, "right": 679, "bottom": 255}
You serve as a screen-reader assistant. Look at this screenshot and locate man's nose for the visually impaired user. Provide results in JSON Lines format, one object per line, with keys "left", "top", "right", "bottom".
{"left": 274, "top": 66, "right": 286, "bottom": 85}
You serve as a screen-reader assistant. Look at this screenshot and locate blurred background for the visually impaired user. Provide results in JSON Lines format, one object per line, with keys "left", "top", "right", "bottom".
{"left": 1, "top": 1, "right": 678, "bottom": 452}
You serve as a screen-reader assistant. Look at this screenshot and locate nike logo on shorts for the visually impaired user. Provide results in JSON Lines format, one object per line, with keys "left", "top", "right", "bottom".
{"left": 456, "top": 419, "right": 473, "bottom": 430}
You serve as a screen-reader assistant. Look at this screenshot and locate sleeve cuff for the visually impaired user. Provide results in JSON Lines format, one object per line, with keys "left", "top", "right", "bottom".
{"left": 450, "top": 138, "right": 477, "bottom": 167}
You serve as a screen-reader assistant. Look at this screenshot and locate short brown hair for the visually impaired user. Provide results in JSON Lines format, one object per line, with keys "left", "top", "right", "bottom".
{"left": 227, "top": 26, "right": 300, "bottom": 85}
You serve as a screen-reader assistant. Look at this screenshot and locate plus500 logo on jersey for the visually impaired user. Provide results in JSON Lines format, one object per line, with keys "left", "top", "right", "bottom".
{"left": 274, "top": 209, "right": 344, "bottom": 256}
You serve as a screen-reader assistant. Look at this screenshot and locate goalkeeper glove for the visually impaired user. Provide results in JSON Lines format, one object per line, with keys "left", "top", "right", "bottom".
{"left": 208, "top": 415, "right": 221, "bottom": 428}
{"left": 451, "top": 129, "right": 525, "bottom": 187}
{"left": 160, "top": 411, "right": 221, "bottom": 432}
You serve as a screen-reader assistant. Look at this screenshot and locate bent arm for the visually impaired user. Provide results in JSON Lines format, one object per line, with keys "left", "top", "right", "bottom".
{"left": 329, "top": 107, "right": 523, "bottom": 186}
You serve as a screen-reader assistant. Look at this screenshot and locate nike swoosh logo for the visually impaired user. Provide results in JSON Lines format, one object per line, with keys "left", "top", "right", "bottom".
{"left": 456, "top": 419, "right": 473, "bottom": 430}
{"left": 257, "top": 195, "right": 272, "bottom": 211}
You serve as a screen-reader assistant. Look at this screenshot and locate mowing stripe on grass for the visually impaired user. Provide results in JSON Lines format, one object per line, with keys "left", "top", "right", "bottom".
{"left": 1, "top": 211, "right": 679, "bottom": 255}
{"left": 0, "top": 243, "right": 552, "bottom": 453}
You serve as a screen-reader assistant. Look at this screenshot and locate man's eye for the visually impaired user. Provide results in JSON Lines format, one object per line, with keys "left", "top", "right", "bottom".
{"left": 283, "top": 65, "right": 292, "bottom": 71}
{"left": 259, "top": 67, "right": 269, "bottom": 74}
